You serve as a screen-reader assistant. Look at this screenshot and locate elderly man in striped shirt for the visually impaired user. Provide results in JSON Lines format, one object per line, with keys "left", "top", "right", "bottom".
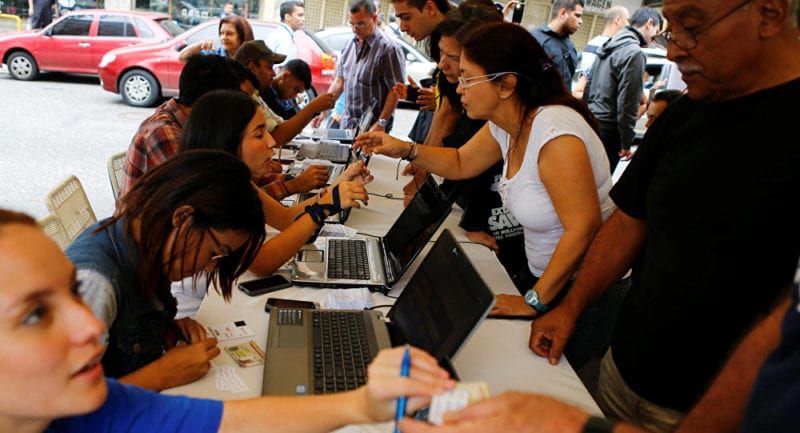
{"left": 315, "top": 0, "right": 405, "bottom": 133}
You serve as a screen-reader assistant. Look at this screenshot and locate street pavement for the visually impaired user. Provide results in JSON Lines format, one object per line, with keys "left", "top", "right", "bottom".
{"left": 0, "top": 68, "right": 420, "bottom": 220}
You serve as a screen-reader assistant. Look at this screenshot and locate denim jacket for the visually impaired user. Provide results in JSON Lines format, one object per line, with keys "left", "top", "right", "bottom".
{"left": 67, "top": 218, "right": 177, "bottom": 378}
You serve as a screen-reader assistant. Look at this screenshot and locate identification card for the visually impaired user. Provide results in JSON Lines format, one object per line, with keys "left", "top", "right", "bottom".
{"left": 428, "top": 382, "right": 490, "bottom": 425}
{"left": 206, "top": 320, "right": 255, "bottom": 341}
{"left": 224, "top": 340, "right": 265, "bottom": 367}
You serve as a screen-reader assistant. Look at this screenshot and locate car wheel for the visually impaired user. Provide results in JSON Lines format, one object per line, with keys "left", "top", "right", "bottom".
{"left": 120, "top": 70, "right": 161, "bottom": 107}
{"left": 8, "top": 51, "right": 39, "bottom": 81}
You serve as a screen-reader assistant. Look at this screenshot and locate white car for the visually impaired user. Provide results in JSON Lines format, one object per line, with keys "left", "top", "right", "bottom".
{"left": 641, "top": 47, "right": 686, "bottom": 92}
{"left": 314, "top": 26, "right": 435, "bottom": 86}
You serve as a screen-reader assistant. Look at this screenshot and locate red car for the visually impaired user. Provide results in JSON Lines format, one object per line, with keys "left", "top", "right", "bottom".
{"left": 98, "top": 19, "right": 336, "bottom": 107}
{"left": 0, "top": 9, "right": 182, "bottom": 81}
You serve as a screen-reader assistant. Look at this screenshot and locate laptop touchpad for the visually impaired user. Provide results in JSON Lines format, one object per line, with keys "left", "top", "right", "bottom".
{"left": 276, "top": 326, "right": 307, "bottom": 348}
{"left": 297, "top": 250, "right": 324, "bottom": 262}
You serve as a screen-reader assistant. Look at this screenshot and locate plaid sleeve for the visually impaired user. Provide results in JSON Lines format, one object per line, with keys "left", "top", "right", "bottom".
{"left": 121, "top": 123, "right": 180, "bottom": 196}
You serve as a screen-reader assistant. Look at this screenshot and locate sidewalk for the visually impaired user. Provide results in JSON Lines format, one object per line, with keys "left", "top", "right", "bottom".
{"left": 0, "top": 14, "right": 26, "bottom": 33}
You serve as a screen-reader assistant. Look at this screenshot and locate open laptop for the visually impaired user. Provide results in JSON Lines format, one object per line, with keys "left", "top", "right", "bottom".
{"left": 285, "top": 143, "right": 369, "bottom": 187}
{"left": 290, "top": 176, "right": 451, "bottom": 291}
{"left": 262, "top": 228, "right": 496, "bottom": 395}
{"left": 285, "top": 160, "right": 347, "bottom": 184}
{"left": 321, "top": 97, "right": 378, "bottom": 143}
{"left": 295, "top": 99, "right": 377, "bottom": 162}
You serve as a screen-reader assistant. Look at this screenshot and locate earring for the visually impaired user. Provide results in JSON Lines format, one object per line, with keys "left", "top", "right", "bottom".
{"left": 500, "top": 95, "right": 508, "bottom": 100}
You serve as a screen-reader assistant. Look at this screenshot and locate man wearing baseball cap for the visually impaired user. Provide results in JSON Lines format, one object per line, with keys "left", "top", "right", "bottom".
{"left": 235, "top": 40, "right": 336, "bottom": 147}
{"left": 235, "top": 40, "right": 287, "bottom": 91}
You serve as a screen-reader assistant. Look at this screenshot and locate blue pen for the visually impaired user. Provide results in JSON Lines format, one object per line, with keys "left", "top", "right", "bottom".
{"left": 394, "top": 344, "right": 411, "bottom": 433}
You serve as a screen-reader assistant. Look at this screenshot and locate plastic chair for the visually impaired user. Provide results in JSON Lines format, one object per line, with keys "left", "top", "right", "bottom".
{"left": 107, "top": 151, "right": 127, "bottom": 200}
{"left": 37, "top": 214, "right": 70, "bottom": 250}
{"left": 44, "top": 175, "right": 97, "bottom": 245}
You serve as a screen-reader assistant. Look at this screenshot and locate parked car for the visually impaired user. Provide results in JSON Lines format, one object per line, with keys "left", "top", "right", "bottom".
{"left": 634, "top": 47, "right": 686, "bottom": 140}
{"left": 315, "top": 26, "right": 435, "bottom": 86}
{"left": 98, "top": 19, "right": 336, "bottom": 107}
{"left": 0, "top": 9, "right": 182, "bottom": 81}
{"left": 641, "top": 47, "right": 686, "bottom": 92}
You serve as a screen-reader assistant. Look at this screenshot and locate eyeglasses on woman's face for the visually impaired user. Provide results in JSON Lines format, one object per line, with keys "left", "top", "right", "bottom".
{"left": 205, "top": 228, "right": 232, "bottom": 265}
{"left": 457, "top": 72, "right": 516, "bottom": 89}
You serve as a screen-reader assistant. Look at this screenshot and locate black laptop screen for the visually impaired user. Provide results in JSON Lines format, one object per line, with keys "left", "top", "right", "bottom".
{"left": 388, "top": 229, "right": 495, "bottom": 362}
{"left": 382, "top": 176, "right": 451, "bottom": 280}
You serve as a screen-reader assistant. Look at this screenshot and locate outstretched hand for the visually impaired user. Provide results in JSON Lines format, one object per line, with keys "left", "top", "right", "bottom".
{"left": 308, "top": 92, "right": 337, "bottom": 113}
{"left": 311, "top": 112, "right": 327, "bottom": 128}
{"left": 362, "top": 346, "right": 456, "bottom": 423}
{"left": 417, "top": 85, "right": 437, "bottom": 111}
{"left": 398, "top": 391, "right": 591, "bottom": 433}
{"left": 393, "top": 81, "right": 410, "bottom": 100}
{"left": 321, "top": 180, "right": 371, "bottom": 210}
{"left": 154, "top": 338, "right": 220, "bottom": 389}
{"left": 334, "top": 160, "right": 373, "bottom": 186}
{"left": 529, "top": 306, "right": 578, "bottom": 365}
{"left": 290, "top": 164, "right": 330, "bottom": 193}
{"left": 354, "top": 132, "right": 412, "bottom": 160}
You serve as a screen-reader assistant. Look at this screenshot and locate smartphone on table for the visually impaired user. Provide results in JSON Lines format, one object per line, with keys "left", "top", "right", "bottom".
{"left": 264, "top": 297, "right": 319, "bottom": 312}
{"left": 238, "top": 274, "right": 292, "bottom": 296}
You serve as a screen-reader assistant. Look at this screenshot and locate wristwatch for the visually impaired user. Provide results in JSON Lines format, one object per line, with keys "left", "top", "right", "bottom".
{"left": 377, "top": 118, "right": 388, "bottom": 128}
{"left": 524, "top": 288, "right": 549, "bottom": 313}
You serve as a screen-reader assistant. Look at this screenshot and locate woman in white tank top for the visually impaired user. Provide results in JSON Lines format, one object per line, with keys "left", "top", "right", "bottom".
{"left": 355, "top": 21, "right": 624, "bottom": 369}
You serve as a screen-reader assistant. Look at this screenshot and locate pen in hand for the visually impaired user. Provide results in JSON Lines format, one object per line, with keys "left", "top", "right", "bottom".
{"left": 394, "top": 344, "right": 411, "bottom": 433}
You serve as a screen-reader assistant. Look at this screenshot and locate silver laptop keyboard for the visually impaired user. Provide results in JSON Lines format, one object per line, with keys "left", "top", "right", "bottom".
{"left": 312, "top": 311, "right": 372, "bottom": 393}
{"left": 318, "top": 143, "right": 349, "bottom": 160}
{"left": 328, "top": 239, "right": 370, "bottom": 280}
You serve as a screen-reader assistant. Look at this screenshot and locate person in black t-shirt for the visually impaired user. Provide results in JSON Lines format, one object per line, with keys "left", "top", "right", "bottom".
{"left": 526, "top": 0, "right": 800, "bottom": 431}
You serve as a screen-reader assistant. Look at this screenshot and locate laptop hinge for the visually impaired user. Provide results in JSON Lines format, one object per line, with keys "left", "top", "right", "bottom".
{"left": 385, "top": 319, "right": 407, "bottom": 346}
{"left": 380, "top": 240, "right": 397, "bottom": 283}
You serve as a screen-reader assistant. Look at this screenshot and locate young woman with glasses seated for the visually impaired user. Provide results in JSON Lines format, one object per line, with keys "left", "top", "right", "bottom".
{"left": 65, "top": 150, "right": 268, "bottom": 392}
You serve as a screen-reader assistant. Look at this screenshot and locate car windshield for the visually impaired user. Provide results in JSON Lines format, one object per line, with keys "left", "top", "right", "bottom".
{"left": 158, "top": 18, "right": 185, "bottom": 37}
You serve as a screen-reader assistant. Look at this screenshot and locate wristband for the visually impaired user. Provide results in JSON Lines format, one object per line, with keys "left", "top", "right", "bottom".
{"left": 317, "top": 184, "right": 342, "bottom": 216}
{"left": 301, "top": 202, "right": 327, "bottom": 228}
{"left": 582, "top": 416, "right": 617, "bottom": 433}
{"left": 295, "top": 202, "right": 325, "bottom": 244}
